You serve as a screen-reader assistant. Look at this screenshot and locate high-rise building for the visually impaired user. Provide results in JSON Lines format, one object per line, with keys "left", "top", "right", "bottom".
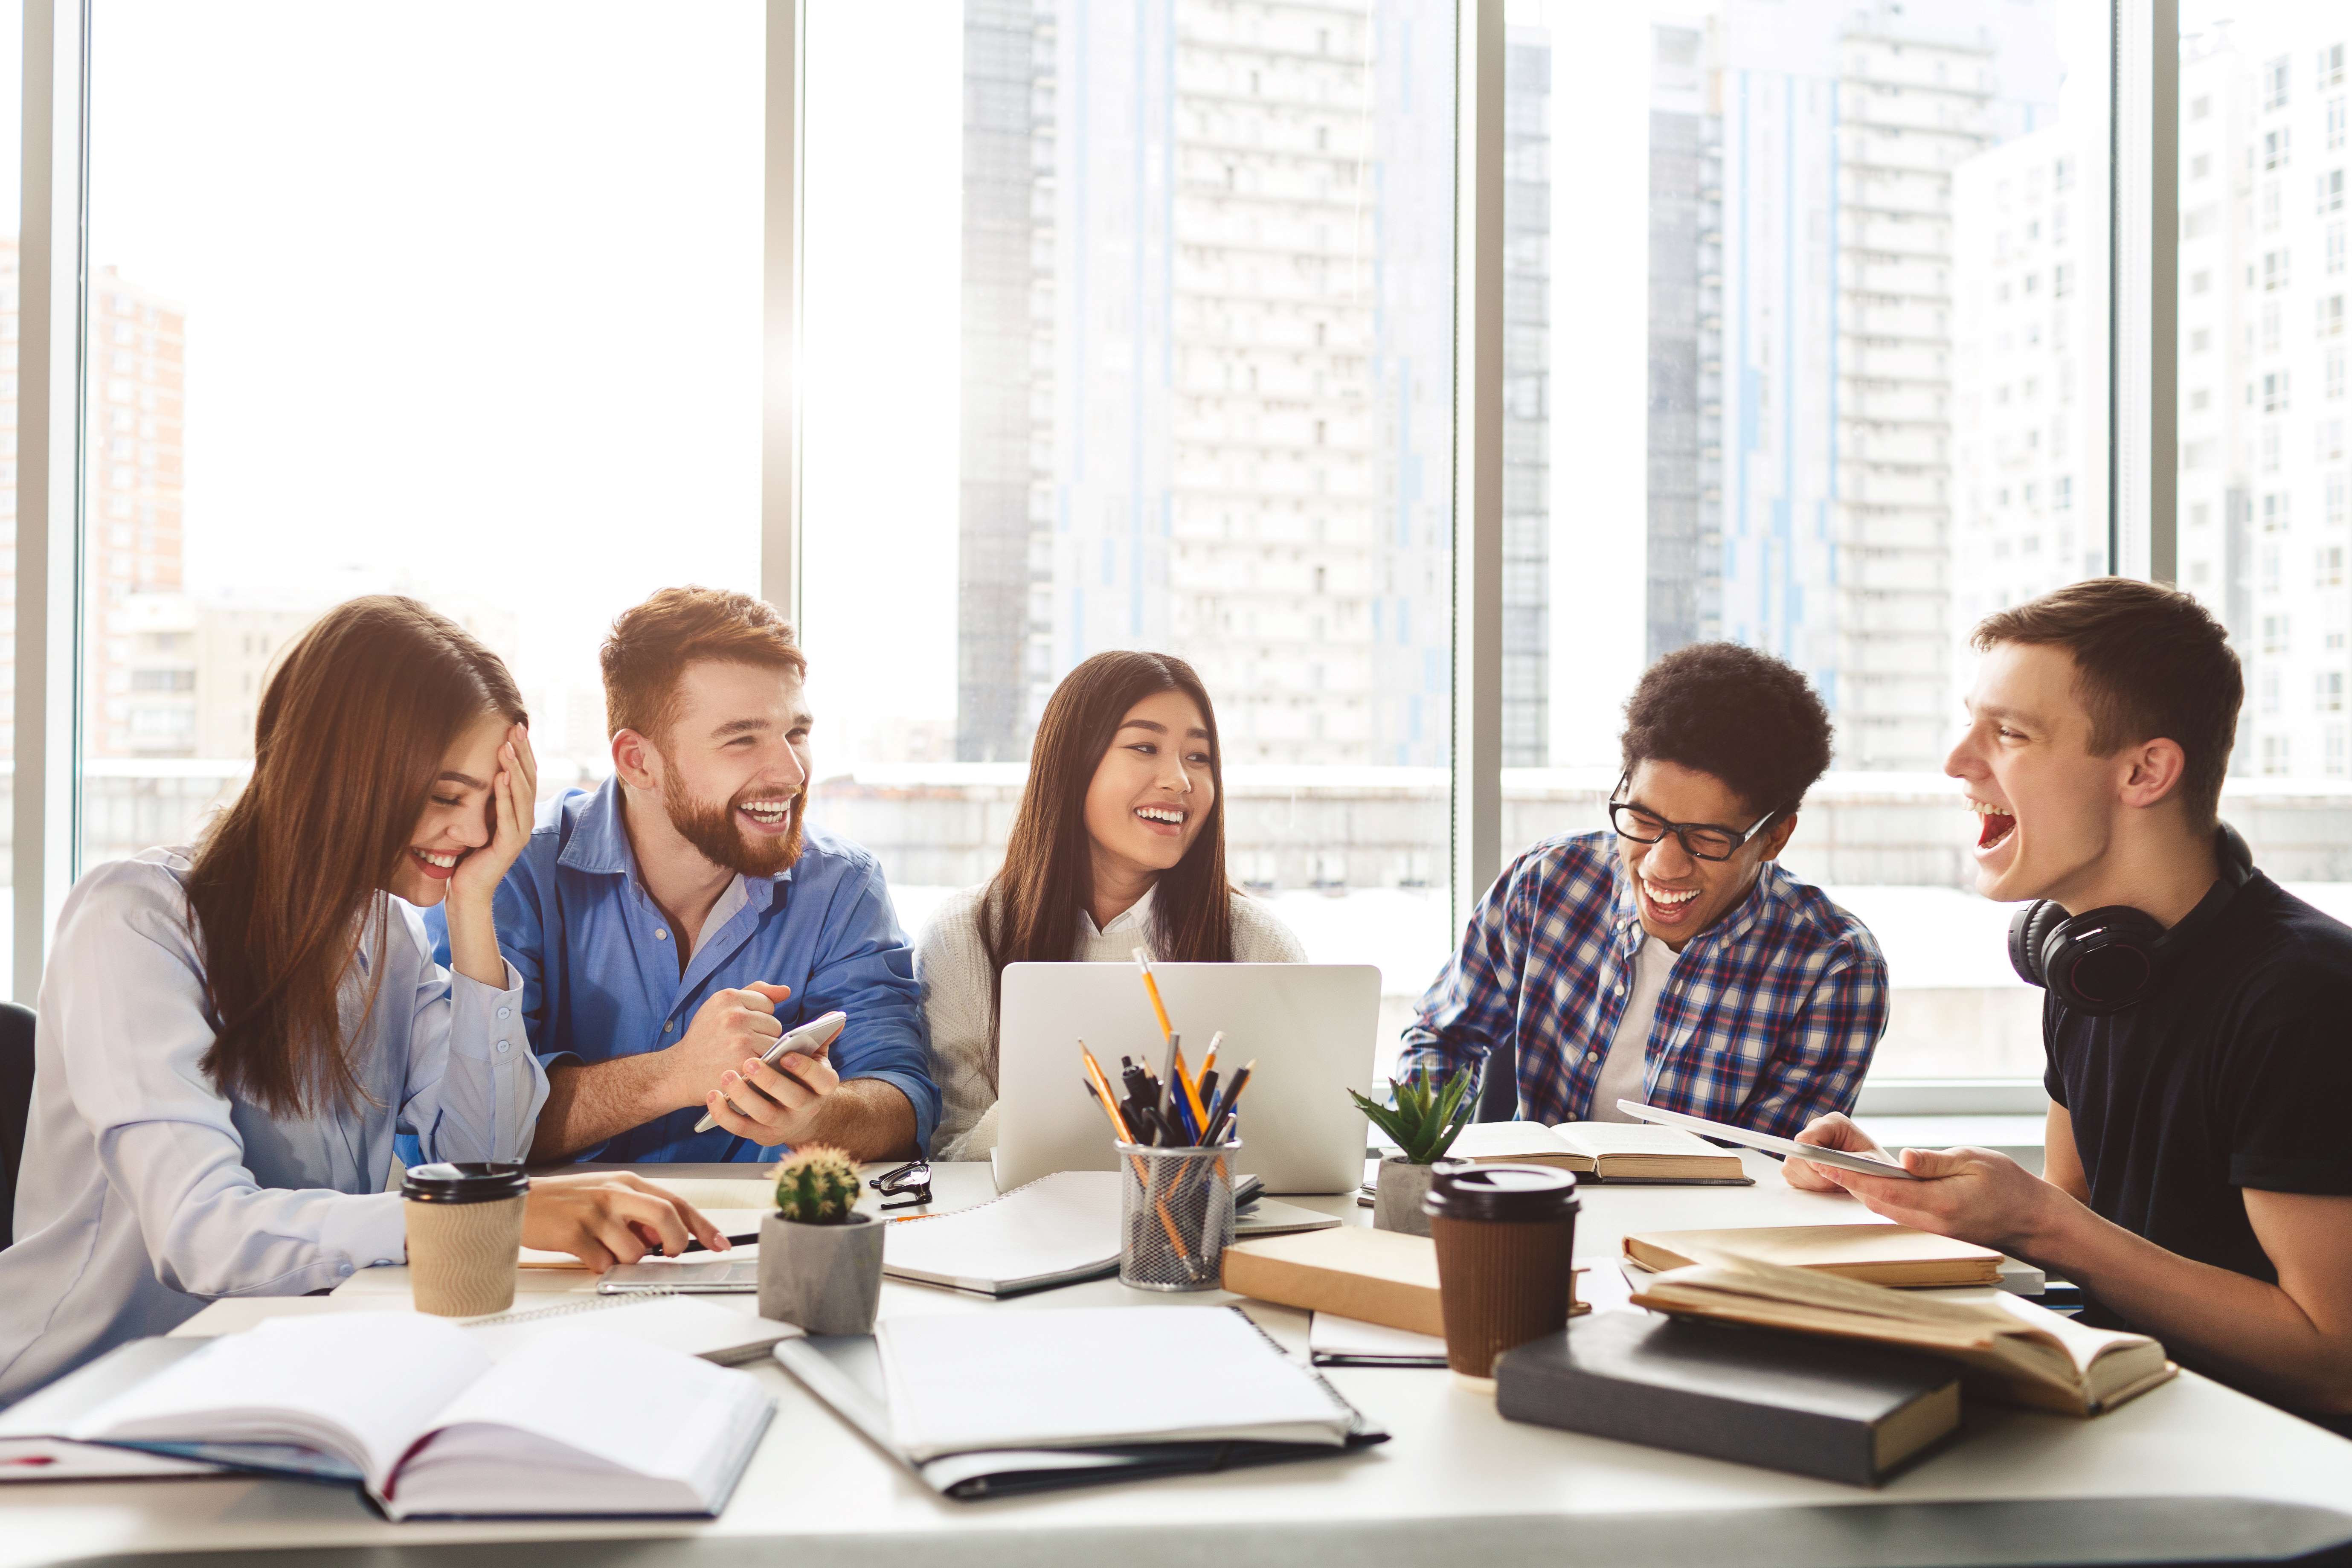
{"left": 1949, "top": 122, "right": 2110, "bottom": 668}
{"left": 957, "top": 0, "right": 1057, "bottom": 763}
{"left": 2175, "top": 27, "right": 2350, "bottom": 777}
{"left": 1635, "top": 2, "right": 2060, "bottom": 770}
{"left": 1958, "top": 25, "right": 2351, "bottom": 779}
{"left": 87, "top": 266, "right": 190, "bottom": 759}
{"left": 955, "top": 0, "right": 1455, "bottom": 768}
{"left": 1501, "top": 29, "right": 1552, "bottom": 766}
{"left": 0, "top": 250, "right": 189, "bottom": 764}
{"left": 1645, "top": 20, "right": 1723, "bottom": 663}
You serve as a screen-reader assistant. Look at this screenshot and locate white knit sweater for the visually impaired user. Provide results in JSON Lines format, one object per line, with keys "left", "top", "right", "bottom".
{"left": 916, "top": 882, "right": 1309, "bottom": 1159}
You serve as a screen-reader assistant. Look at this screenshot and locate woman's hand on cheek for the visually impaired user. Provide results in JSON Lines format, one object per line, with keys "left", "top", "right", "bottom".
{"left": 450, "top": 724, "right": 537, "bottom": 906}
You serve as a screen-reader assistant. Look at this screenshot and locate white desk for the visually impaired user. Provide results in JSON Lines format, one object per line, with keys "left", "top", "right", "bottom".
{"left": 8, "top": 1153, "right": 2350, "bottom": 1568}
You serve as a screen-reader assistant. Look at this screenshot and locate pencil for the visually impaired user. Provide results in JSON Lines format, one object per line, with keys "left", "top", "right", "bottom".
{"left": 1132, "top": 947, "right": 1175, "bottom": 1043}
{"left": 1079, "top": 1043, "right": 1135, "bottom": 1142}
{"left": 1200, "top": 1030, "right": 1224, "bottom": 1079}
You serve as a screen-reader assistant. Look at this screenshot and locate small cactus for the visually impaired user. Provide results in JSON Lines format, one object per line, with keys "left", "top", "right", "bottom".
{"left": 773, "top": 1145, "right": 862, "bottom": 1225}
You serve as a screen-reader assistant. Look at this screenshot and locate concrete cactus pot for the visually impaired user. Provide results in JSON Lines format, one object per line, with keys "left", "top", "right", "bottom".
{"left": 757, "top": 1210, "right": 885, "bottom": 1335}
{"left": 1373, "top": 1155, "right": 1437, "bottom": 1237}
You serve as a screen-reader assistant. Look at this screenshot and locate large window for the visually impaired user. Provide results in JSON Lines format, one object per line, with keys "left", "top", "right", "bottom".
{"left": 1500, "top": 0, "right": 2114, "bottom": 1083}
{"left": 75, "top": 1, "right": 765, "bottom": 868}
{"left": 799, "top": 2, "right": 1460, "bottom": 1069}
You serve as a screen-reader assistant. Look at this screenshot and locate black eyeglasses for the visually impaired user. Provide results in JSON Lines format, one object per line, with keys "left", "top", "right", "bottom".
{"left": 1608, "top": 777, "right": 1789, "bottom": 862}
{"left": 870, "top": 1159, "right": 932, "bottom": 1211}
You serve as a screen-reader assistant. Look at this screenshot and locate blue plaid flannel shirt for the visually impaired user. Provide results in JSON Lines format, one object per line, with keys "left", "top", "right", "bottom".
{"left": 1399, "top": 831, "right": 1888, "bottom": 1136}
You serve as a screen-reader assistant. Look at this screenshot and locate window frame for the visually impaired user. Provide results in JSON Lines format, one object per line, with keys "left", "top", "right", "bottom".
{"left": 10, "top": 0, "right": 2178, "bottom": 1118}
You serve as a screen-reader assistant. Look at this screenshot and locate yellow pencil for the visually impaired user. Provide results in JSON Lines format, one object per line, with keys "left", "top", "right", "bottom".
{"left": 1200, "top": 1030, "right": 1224, "bottom": 1079}
{"left": 1078, "top": 1043, "right": 1135, "bottom": 1143}
{"left": 1132, "top": 946, "right": 1175, "bottom": 1043}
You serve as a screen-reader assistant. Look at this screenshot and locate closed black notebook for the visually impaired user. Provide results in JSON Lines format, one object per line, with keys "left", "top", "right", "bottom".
{"left": 1495, "top": 1311, "right": 1961, "bottom": 1487}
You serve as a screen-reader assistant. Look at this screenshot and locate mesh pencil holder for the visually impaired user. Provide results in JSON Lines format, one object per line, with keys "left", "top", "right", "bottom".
{"left": 1115, "top": 1140, "right": 1239, "bottom": 1292}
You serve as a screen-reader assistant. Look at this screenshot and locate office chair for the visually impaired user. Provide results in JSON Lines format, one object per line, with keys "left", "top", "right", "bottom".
{"left": 0, "top": 1002, "right": 34, "bottom": 1251}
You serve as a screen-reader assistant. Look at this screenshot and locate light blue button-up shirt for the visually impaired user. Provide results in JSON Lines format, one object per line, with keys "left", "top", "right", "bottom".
{"left": 0, "top": 849, "right": 544, "bottom": 1405}
{"left": 424, "top": 778, "right": 937, "bottom": 1162}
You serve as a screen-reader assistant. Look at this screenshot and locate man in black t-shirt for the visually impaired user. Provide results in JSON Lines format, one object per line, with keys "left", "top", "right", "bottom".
{"left": 1787, "top": 579, "right": 2352, "bottom": 1432}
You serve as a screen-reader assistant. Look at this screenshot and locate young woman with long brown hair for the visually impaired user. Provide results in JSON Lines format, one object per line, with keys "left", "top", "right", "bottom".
{"left": 917, "top": 651, "right": 1305, "bottom": 1159}
{"left": 0, "top": 597, "right": 723, "bottom": 1402}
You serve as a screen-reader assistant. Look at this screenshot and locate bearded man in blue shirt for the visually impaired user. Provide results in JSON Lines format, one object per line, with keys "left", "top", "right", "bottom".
{"left": 426, "top": 587, "right": 936, "bottom": 1164}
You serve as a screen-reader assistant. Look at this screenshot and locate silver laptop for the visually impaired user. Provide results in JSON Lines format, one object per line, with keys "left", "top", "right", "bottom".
{"left": 992, "top": 962, "right": 1379, "bottom": 1195}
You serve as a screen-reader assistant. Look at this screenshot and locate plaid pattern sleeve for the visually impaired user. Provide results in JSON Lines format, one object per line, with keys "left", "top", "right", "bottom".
{"left": 1398, "top": 832, "right": 1889, "bottom": 1133}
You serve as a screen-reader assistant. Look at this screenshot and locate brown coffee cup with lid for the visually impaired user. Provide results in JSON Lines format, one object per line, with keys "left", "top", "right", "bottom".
{"left": 1424, "top": 1161, "right": 1579, "bottom": 1389}
{"left": 401, "top": 1162, "right": 530, "bottom": 1317}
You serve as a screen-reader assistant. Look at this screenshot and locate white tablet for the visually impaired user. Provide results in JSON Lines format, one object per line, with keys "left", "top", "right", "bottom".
{"left": 1615, "top": 1099, "right": 1923, "bottom": 1181}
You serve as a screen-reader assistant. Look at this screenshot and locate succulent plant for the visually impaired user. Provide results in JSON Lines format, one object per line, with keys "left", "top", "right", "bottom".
{"left": 1349, "top": 1066, "right": 1477, "bottom": 1164}
{"left": 772, "top": 1145, "right": 863, "bottom": 1225}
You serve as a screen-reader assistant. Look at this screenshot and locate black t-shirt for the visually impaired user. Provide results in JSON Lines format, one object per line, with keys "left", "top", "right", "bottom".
{"left": 2045, "top": 870, "right": 2352, "bottom": 1428}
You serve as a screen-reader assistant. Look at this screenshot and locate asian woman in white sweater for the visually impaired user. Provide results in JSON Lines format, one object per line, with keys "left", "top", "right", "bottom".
{"left": 917, "top": 652, "right": 1306, "bottom": 1158}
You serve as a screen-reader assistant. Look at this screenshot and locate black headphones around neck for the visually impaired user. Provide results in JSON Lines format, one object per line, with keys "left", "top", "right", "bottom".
{"left": 2005, "top": 822, "right": 2254, "bottom": 1015}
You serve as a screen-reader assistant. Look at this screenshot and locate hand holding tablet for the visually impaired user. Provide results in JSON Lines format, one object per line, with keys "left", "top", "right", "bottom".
{"left": 1615, "top": 1099, "right": 1924, "bottom": 1182}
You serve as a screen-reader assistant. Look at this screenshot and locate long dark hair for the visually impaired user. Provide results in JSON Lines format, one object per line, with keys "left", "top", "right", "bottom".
{"left": 183, "top": 596, "right": 526, "bottom": 1118}
{"left": 979, "top": 651, "right": 1236, "bottom": 1025}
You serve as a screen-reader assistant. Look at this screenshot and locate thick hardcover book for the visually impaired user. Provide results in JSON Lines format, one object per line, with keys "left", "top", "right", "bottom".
{"left": 1495, "top": 1311, "right": 1961, "bottom": 1487}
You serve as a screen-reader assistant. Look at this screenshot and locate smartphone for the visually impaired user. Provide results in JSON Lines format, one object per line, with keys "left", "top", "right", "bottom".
{"left": 691, "top": 1009, "right": 848, "bottom": 1133}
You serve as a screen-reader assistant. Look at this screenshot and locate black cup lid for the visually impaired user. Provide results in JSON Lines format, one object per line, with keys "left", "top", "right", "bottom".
{"left": 1423, "top": 1160, "right": 1577, "bottom": 1221}
{"left": 400, "top": 1162, "right": 529, "bottom": 1204}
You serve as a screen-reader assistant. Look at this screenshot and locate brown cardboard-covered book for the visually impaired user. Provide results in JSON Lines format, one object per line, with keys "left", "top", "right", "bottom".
{"left": 1222, "top": 1227, "right": 1584, "bottom": 1335}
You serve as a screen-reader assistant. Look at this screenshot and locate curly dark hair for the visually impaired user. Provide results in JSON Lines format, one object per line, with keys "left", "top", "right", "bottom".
{"left": 1619, "top": 643, "right": 1834, "bottom": 817}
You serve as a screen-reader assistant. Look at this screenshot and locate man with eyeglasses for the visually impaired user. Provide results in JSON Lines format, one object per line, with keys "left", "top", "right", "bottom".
{"left": 1399, "top": 644, "right": 1888, "bottom": 1134}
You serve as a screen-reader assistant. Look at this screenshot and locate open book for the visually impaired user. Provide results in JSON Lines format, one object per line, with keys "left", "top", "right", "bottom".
{"left": 1627, "top": 1249, "right": 2176, "bottom": 1416}
{"left": 1443, "top": 1120, "right": 1748, "bottom": 1182}
{"left": 64, "top": 1312, "right": 772, "bottom": 1518}
{"left": 1624, "top": 1224, "right": 2005, "bottom": 1287}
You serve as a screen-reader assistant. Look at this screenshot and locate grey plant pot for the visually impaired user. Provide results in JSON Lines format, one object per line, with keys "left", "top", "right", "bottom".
{"left": 758, "top": 1210, "right": 885, "bottom": 1335}
{"left": 1374, "top": 1154, "right": 1436, "bottom": 1237}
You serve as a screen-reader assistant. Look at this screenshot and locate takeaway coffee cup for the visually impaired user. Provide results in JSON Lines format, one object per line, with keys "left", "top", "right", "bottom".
{"left": 401, "top": 1162, "right": 531, "bottom": 1317}
{"left": 1424, "top": 1161, "right": 1579, "bottom": 1388}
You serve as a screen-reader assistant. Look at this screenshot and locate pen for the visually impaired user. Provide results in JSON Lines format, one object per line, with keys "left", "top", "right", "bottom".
{"left": 1203, "top": 1060, "right": 1254, "bottom": 1147}
{"left": 1158, "top": 1030, "right": 1183, "bottom": 1129}
{"left": 1170, "top": 1040, "right": 1210, "bottom": 1136}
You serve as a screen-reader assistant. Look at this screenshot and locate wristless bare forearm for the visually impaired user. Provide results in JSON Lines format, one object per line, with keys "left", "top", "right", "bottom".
{"left": 528, "top": 1056, "right": 679, "bottom": 1164}
{"left": 799, "top": 1079, "right": 920, "bottom": 1163}
{"left": 2032, "top": 1204, "right": 2352, "bottom": 1409}
{"left": 442, "top": 894, "right": 510, "bottom": 990}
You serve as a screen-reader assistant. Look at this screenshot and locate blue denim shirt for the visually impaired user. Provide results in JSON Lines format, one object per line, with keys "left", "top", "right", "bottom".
{"left": 421, "top": 777, "right": 937, "bottom": 1162}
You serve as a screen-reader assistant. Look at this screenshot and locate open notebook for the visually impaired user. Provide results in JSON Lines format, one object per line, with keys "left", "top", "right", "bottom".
{"left": 1629, "top": 1249, "right": 2175, "bottom": 1416}
{"left": 61, "top": 1313, "right": 773, "bottom": 1517}
{"left": 775, "top": 1305, "right": 1385, "bottom": 1499}
{"left": 1442, "top": 1121, "right": 1750, "bottom": 1182}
